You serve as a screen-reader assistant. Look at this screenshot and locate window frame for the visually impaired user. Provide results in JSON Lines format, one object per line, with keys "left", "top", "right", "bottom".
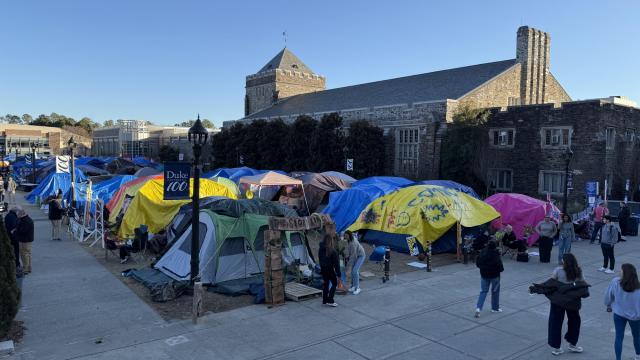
{"left": 606, "top": 127, "right": 616, "bottom": 150}
{"left": 489, "top": 128, "right": 516, "bottom": 148}
{"left": 488, "top": 168, "right": 513, "bottom": 192}
{"left": 396, "top": 128, "right": 420, "bottom": 176}
{"left": 538, "top": 170, "right": 566, "bottom": 195}
{"left": 540, "top": 126, "right": 573, "bottom": 149}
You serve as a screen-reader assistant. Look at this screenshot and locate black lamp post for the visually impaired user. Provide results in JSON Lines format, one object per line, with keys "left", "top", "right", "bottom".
{"left": 188, "top": 115, "right": 208, "bottom": 285}
{"left": 68, "top": 137, "right": 77, "bottom": 208}
{"left": 562, "top": 146, "right": 574, "bottom": 215}
{"left": 30, "top": 142, "right": 38, "bottom": 184}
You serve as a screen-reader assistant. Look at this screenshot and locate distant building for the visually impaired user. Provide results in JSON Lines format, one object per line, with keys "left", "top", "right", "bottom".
{"left": 233, "top": 26, "right": 570, "bottom": 179}
{"left": 0, "top": 124, "right": 91, "bottom": 157}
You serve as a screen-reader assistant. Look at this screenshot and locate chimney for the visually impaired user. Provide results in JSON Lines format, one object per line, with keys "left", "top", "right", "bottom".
{"left": 516, "top": 26, "right": 550, "bottom": 105}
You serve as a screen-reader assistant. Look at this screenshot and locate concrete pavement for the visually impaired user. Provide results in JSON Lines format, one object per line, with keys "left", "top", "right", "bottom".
{"left": 5, "top": 196, "right": 639, "bottom": 359}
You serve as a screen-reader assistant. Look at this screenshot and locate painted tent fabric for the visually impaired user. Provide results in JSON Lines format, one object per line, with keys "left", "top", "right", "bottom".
{"left": 417, "top": 180, "right": 480, "bottom": 199}
{"left": 118, "top": 178, "right": 237, "bottom": 238}
{"left": 323, "top": 176, "right": 413, "bottom": 232}
{"left": 485, "top": 193, "right": 561, "bottom": 245}
{"left": 348, "top": 185, "right": 500, "bottom": 248}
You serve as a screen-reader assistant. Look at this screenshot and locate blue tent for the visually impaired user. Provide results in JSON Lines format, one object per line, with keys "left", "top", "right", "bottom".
{"left": 363, "top": 225, "right": 485, "bottom": 255}
{"left": 205, "top": 167, "right": 286, "bottom": 183}
{"left": 25, "top": 171, "right": 88, "bottom": 204}
{"left": 74, "top": 175, "right": 137, "bottom": 214}
{"left": 323, "top": 176, "right": 414, "bottom": 232}
{"left": 75, "top": 157, "right": 107, "bottom": 169}
{"left": 417, "top": 180, "right": 480, "bottom": 199}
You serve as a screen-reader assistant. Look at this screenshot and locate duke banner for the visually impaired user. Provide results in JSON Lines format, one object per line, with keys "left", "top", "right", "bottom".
{"left": 56, "top": 156, "right": 71, "bottom": 173}
{"left": 163, "top": 161, "right": 191, "bottom": 200}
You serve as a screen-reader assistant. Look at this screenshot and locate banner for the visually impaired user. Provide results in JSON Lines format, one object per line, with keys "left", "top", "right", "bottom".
{"left": 163, "top": 161, "right": 191, "bottom": 200}
{"left": 56, "top": 156, "right": 71, "bottom": 173}
{"left": 586, "top": 181, "right": 597, "bottom": 206}
{"left": 25, "top": 154, "right": 32, "bottom": 165}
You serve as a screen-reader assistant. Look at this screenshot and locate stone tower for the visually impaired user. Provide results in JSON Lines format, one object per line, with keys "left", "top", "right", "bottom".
{"left": 516, "top": 26, "right": 551, "bottom": 105}
{"left": 245, "top": 48, "right": 325, "bottom": 116}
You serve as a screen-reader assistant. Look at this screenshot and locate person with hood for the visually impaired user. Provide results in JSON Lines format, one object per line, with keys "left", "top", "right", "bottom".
{"left": 545, "top": 253, "right": 586, "bottom": 355}
{"left": 318, "top": 234, "right": 341, "bottom": 307}
{"left": 604, "top": 263, "right": 640, "bottom": 360}
{"left": 475, "top": 241, "right": 504, "bottom": 318}
{"left": 344, "top": 230, "right": 365, "bottom": 295}
{"left": 4, "top": 206, "right": 20, "bottom": 270}
{"left": 600, "top": 215, "right": 618, "bottom": 274}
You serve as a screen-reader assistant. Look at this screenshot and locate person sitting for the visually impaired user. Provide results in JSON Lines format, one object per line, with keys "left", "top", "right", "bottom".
{"left": 502, "top": 225, "right": 527, "bottom": 253}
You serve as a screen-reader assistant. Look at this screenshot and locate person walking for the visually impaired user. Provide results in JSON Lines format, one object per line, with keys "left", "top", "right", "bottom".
{"left": 599, "top": 215, "right": 618, "bottom": 274}
{"left": 7, "top": 177, "right": 16, "bottom": 204}
{"left": 475, "top": 241, "right": 504, "bottom": 318}
{"left": 536, "top": 215, "right": 558, "bottom": 263}
{"left": 547, "top": 253, "right": 586, "bottom": 355}
{"left": 344, "top": 231, "right": 365, "bottom": 295}
{"left": 4, "top": 206, "right": 20, "bottom": 271}
{"left": 591, "top": 202, "right": 609, "bottom": 244}
{"left": 558, "top": 214, "right": 576, "bottom": 265}
{"left": 318, "top": 234, "right": 341, "bottom": 307}
{"left": 605, "top": 263, "right": 640, "bottom": 360}
{"left": 48, "top": 193, "right": 63, "bottom": 241}
{"left": 15, "top": 208, "right": 34, "bottom": 274}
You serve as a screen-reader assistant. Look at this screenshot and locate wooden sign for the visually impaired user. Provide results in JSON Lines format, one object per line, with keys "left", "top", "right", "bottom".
{"left": 268, "top": 214, "right": 333, "bottom": 231}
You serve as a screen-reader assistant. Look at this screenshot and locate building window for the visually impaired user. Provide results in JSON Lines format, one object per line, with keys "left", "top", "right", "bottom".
{"left": 490, "top": 128, "right": 515, "bottom": 147}
{"left": 397, "top": 128, "right": 419, "bottom": 176}
{"left": 606, "top": 127, "right": 616, "bottom": 149}
{"left": 625, "top": 129, "right": 635, "bottom": 145}
{"left": 488, "top": 169, "right": 513, "bottom": 191}
{"left": 539, "top": 171, "right": 566, "bottom": 195}
{"left": 541, "top": 127, "right": 572, "bottom": 148}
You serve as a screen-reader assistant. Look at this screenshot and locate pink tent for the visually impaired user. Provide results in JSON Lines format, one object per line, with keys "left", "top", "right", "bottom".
{"left": 486, "top": 193, "right": 561, "bottom": 245}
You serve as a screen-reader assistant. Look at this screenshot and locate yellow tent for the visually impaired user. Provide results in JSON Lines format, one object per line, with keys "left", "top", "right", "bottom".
{"left": 348, "top": 185, "right": 499, "bottom": 248}
{"left": 210, "top": 176, "right": 240, "bottom": 198}
{"left": 108, "top": 176, "right": 160, "bottom": 223}
{"left": 118, "top": 178, "right": 237, "bottom": 238}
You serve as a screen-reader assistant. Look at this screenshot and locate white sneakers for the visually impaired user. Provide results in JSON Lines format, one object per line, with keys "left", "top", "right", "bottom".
{"left": 348, "top": 287, "right": 355, "bottom": 292}
{"left": 598, "top": 267, "right": 606, "bottom": 272}
{"left": 324, "top": 302, "right": 338, "bottom": 307}
{"left": 551, "top": 348, "right": 564, "bottom": 356}
{"left": 491, "top": 308, "right": 503, "bottom": 313}
{"left": 605, "top": 269, "right": 615, "bottom": 274}
{"left": 348, "top": 287, "right": 361, "bottom": 295}
{"left": 475, "top": 308, "right": 481, "bottom": 318}
{"left": 552, "top": 344, "right": 583, "bottom": 355}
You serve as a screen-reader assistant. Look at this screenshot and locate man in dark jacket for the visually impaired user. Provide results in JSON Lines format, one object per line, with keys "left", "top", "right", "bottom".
{"left": 475, "top": 241, "right": 504, "bottom": 318}
{"left": 618, "top": 202, "right": 630, "bottom": 238}
{"left": 318, "top": 234, "right": 341, "bottom": 307}
{"left": 16, "top": 209, "right": 34, "bottom": 274}
{"left": 48, "top": 193, "right": 63, "bottom": 241}
{"left": 4, "top": 206, "right": 20, "bottom": 270}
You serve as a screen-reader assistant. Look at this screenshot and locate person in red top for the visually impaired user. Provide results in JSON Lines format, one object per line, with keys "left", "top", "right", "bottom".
{"left": 591, "top": 202, "right": 609, "bottom": 244}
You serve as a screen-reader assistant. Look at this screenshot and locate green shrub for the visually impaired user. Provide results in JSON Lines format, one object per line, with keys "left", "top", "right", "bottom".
{"left": 0, "top": 215, "right": 20, "bottom": 335}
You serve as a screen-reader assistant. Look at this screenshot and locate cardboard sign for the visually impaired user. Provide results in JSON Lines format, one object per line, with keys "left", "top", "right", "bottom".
{"left": 268, "top": 214, "right": 333, "bottom": 231}
{"left": 163, "top": 161, "right": 191, "bottom": 200}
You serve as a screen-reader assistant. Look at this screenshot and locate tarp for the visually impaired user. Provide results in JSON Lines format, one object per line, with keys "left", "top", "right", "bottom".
{"left": 239, "top": 171, "right": 301, "bottom": 186}
{"left": 348, "top": 185, "right": 500, "bottom": 249}
{"left": 323, "top": 176, "right": 413, "bottom": 232}
{"left": 75, "top": 175, "right": 137, "bottom": 215}
{"left": 485, "top": 193, "right": 561, "bottom": 245}
{"left": 134, "top": 167, "right": 161, "bottom": 177}
{"left": 75, "top": 157, "right": 107, "bottom": 169}
{"left": 106, "top": 174, "right": 163, "bottom": 222}
{"left": 107, "top": 158, "right": 139, "bottom": 174}
{"left": 205, "top": 167, "right": 286, "bottom": 183}
{"left": 77, "top": 164, "right": 110, "bottom": 176}
{"left": 321, "top": 171, "right": 357, "bottom": 183}
{"left": 25, "top": 171, "right": 88, "bottom": 204}
{"left": 118, "top": 178, "right": 237, "bottom": 238}
{"left": 294, "top": 172, "right": 351, "bottom": 212}
{"left": 418, "top": 180, "right": 480, "bottom": 199}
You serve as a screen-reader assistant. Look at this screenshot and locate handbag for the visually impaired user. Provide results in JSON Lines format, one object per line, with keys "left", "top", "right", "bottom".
{"left": 517, "top": 252, "right": 529, "bottom": 262}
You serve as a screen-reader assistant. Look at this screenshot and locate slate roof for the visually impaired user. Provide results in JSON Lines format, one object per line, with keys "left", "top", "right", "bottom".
{"left": 257, "top": 48, "right": 315, "bottom": 74}
{"left": 245, "top": 59, "right": 517, "bottom": 119}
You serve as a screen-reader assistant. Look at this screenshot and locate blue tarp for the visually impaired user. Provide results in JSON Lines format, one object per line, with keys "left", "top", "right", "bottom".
{"left": 25, "top": 171, "right": 88, "bottom": 204}
{"left": 362, "top": 225, "right": 485, "bottom": 255}
{"left": 74, "top": 175, "right": 137, "bottom": 214}
{"left": 205, "top": 167, "right": 286, "bottom": 183}
{"left": 417, "top": 180, "right": 480, "bottom": 199}
{"left": 75, "top": 157, "right": 107, "bottom": 169}
{"left": 323, "top": 176, "right": 414, "bottom": 232}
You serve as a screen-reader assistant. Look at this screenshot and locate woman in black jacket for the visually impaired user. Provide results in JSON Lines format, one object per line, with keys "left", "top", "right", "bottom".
{"left": 318, "top": 234, "right": 341, "bottom": 307}
{"left": 475, "top": 241, "right": 504, "bottom": 318}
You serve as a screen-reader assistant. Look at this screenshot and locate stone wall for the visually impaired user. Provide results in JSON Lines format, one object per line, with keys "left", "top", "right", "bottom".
{"left": 245, "top": 69, "right": 325, "bottom": 116}
{"left": 544, "top": 73, "right": 571, "bottom": 104}
{"left": 275, "top": 70, "right": 325, "bottom": 100}
{"left": 479, "top": 100, "right": 640, "bottom": 206}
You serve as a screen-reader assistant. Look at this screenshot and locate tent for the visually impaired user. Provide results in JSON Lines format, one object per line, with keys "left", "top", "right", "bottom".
{"left": 205, "top": 167, "right": 286, "bottom": 183}
{"left": 74, "top": 175, "right": 137, "bottom": 215}
{"left": 155, "top": 210, "right": 312, "bottom": 285}
{"left": 106, "top": 174, "right": 162, "bottom": 222}
{"left": 321, "top": 171, "right": 357, "bottom": 183}
{"left": 106, "top": 158, "right": 139, "bottom": 174}
{"left": 25, "top": 171, "right": 88, "bottom": 204}
{"left": 209, "top": 176, "right": 240, "bottom": 198}
{"left": 293, "top": 172, "right": 351, "bottom": 213}
{"left": 75, "top": 157, "right": 107, "bottom": 169}
{"left": 118, "top": 178, "right": 238, "bottom": 237}
{"left": 134, "top": 167, "right": 162, "bottom": 177}
{"left": 348, "top": 185, "right": 500, "bottom": 249}
{"left": 323, "top": 176, "right": 413, "bottom": 232}
{"left": 418, "top": 180, "right": 480, "bottom": 199}
{"left": 239, "top": 171, "right": 306, "bottom": 205}
{"left": 485, "top": 193, "right": 561, "bottom": 245}
{"left": 77, "top": 164, "right": 110, "bottom": 176}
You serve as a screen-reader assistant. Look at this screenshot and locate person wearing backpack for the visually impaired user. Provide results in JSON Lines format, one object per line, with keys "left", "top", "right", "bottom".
{"left": 48, "top": 192, "right": 64, "bottom": 241}
{"left": 604, "top": 263, "right": 640, "bottom": 360}
{"left": 475, "top": 241, "right": 504, "bottom": 318}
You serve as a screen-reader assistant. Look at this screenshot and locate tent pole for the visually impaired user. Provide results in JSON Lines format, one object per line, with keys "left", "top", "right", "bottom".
{"left": 301, "top": 185, "right": 311, "bottom": 216}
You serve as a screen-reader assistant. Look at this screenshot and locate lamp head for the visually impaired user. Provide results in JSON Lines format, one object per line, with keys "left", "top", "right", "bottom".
{"left": 188, "top": 114, "right": 208, "bottom": 146}
{"left": 67, "top": 136, "right": 77, "bottom": 149}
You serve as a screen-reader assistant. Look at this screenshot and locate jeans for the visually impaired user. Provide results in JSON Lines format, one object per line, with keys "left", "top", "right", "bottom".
{"left": 476, "top": 277, "right": 500, "bottom": 311}
{"left": 601, "top": 244, "right": 615, "bottom": 270}
{"left": 557, "top": 235, "right": 572, "bottom": 263}
{"left": 321, "top": 268, "right": 337, "bottom": 304}
{"left": 548, "top": 303, "right": 581, "bottom": 348}
{"left": 591, "top": 221, "right": 603, "bottom": 243}
{"left": 539, "top": 236, "right": 553, "bottom": 263}
{"left": 351, "top": 256, "right": 365, "bottom": 289}
{"left": 614, "top": 313, "right": 640, "bottom": 360}
{"left": 20, "top": 242, "right": 32, "bottom": 273}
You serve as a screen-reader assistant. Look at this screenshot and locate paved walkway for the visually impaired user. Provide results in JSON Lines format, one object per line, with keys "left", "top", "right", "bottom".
{"left": 6, "top": 196, "right": 640, "bottom": 359}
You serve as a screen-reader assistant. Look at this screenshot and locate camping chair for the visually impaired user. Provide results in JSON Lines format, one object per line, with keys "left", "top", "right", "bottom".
{"left": 501, "top": 240, "right": 518, "bottom": 259}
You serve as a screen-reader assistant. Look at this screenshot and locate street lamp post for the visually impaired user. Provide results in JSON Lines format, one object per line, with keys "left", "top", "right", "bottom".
{"left": 30, "top": 142, "right": 38, "bottom": 184}
{"left": 68, "top": 137, "right": 77, "bottom": 208}
{"left": 188, "top": 115, "right": 208, "bottom": 285}
{"left": 562, "top": 147, "right": 574, "bottom": 215}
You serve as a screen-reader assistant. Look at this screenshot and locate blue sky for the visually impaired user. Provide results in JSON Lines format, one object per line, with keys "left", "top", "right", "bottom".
{"left": 1, "top": 0, "right": 639, "bottom": 127}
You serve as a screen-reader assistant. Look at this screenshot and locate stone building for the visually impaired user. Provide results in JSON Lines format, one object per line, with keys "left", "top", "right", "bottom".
{"left": 480, "top": 97, "right": 640, "bottom": 206}
{"left": 233, "top": 26, "right": 570, "bottom": 180}
{"left": 0, "top": 124, "right": 91, "bottom": 157}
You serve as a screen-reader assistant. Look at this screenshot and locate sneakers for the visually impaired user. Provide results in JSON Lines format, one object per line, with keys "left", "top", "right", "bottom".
{"left": 348, "top": 287, "right": 355, "bottom": 292}
{"left": 474, "top": 308, "right": 480, "bottom": 318}
{"left": 598, "top": 267, "right": 606, "bottom": 272}
{"left": 325, "top": 302, "right": 338, "bottom": 307}
{"left": 605, "top": 269, "right": 615, "bottom": 274}
{"left": 120, "top": 256, "right": 129, "bottom": 264}
{"left": 491, "top": 308, "right": 503, "bottom": 313}
{"left": 353, "top": 288, "right": 361, "bottom": 295}
{"left": 567, "top": 344, "right": 583, "bottom": 353}
{"left": 551, "top": 348, "right": 564, "bottom": 356}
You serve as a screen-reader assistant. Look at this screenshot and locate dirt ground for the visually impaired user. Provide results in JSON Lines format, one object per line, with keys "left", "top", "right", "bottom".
{"left": 80, "top": 231, "right": 457, "bottom": 321}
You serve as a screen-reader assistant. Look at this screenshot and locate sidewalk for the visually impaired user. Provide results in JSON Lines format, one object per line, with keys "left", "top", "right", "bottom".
{"left": 6, "top": 196, "right": 639, "bottom": 359}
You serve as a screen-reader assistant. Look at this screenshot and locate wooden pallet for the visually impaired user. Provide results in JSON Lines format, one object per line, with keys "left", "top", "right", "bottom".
{"left": 285, "top": 282, "right": 322, "bottom": 302}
